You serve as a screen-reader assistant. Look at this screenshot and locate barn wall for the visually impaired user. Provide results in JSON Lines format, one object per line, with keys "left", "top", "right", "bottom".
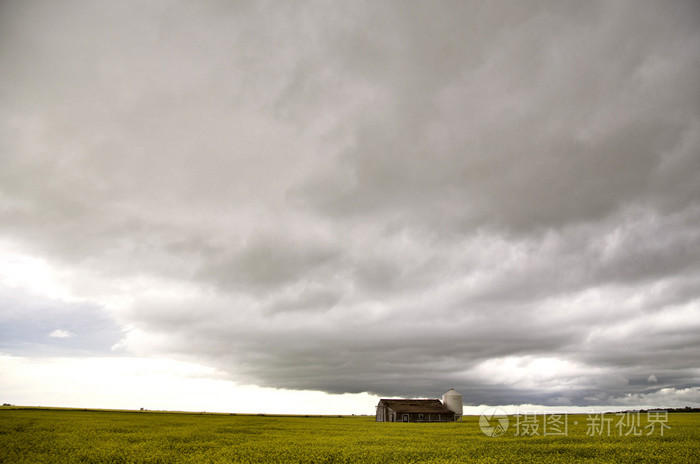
{"left": 375, "top": 405, "right": 385, "bottom": 422}
{"left": 394, "top": 412, "right": 455, "bottom": 422}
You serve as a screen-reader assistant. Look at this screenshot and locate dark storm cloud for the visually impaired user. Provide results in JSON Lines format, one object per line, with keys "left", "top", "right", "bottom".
{"left": 1, "top": 0, "right": 699, "bottom": 407}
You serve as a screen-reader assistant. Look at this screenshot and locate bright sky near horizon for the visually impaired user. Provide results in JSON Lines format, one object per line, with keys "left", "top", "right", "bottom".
{"left": 1, "top": 0, "right": 699, "bottom": 414}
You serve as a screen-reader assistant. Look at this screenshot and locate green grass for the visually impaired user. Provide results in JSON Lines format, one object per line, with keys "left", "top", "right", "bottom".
{"left": 0, "top": 408, "right": 698, "bottom": 463}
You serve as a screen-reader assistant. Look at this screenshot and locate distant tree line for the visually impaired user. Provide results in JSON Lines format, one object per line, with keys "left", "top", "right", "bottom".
{"left": 613, "top": 406, "right": 700, "bottom": 413}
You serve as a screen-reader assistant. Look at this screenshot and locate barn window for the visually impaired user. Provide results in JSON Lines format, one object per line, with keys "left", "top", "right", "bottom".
{"left": 419, "top": 414, "right": 424, "bottom": 420}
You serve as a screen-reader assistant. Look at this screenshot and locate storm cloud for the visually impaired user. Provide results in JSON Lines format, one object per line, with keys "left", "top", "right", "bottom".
{"left": 1, "top": 0, "right": 699, "bottom": 408}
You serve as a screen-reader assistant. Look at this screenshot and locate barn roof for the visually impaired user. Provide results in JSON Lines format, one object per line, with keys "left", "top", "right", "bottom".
{"left": 378, "top": 399, "right": 454, "bottom": 414}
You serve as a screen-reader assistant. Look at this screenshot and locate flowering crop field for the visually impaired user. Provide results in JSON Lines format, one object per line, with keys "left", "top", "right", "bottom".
{"left": 0, "top": 408, "right": 698, "bottom": 463}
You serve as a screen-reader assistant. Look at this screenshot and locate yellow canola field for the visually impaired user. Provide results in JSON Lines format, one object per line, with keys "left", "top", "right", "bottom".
{"left": 0, "top": 408, "right": 698, "bottom": 463}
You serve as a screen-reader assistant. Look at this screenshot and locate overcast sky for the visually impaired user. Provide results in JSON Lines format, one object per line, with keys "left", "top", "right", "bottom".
{"left": 1, "top": 0, "right": 699, "bottom": 413}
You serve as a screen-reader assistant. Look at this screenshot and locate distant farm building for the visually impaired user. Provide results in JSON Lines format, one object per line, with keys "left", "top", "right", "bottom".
{"left": 375, "top": 389, "right": 463, "bottom": 422}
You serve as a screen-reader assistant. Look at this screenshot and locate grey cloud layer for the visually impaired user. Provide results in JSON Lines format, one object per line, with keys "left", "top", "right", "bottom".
{"left": 1, "top": 0, "right": 699, "bottom": 406}
{"left": 0, "top": 286, "right": 122, "bottom": 356}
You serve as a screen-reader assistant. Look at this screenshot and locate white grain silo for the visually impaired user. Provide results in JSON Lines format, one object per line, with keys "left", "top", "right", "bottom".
{"left": 442, "top": 388, "right": 463, "bottom": 421}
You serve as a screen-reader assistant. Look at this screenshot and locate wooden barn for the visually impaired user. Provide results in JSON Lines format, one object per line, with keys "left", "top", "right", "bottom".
{"left": 375, "top": 399, "right": 456, "bottom": 422}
